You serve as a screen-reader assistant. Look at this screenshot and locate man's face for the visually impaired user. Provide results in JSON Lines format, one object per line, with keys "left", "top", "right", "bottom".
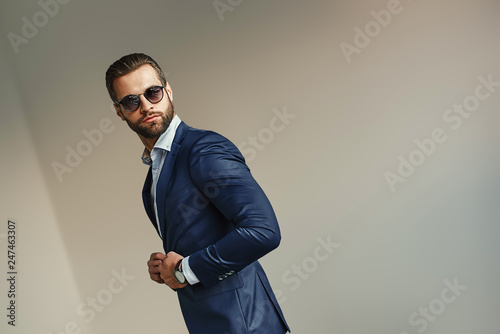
{"left": 113, "top": 64, "right": 174, "bottom": 140}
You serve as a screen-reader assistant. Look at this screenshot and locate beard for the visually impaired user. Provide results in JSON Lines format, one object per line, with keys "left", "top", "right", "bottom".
{"left": 124, "top": 102, "right": 174, "bottom": 139}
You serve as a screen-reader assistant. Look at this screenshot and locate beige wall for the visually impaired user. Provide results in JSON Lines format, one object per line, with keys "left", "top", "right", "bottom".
{"left": 1, "top": 0, "right": 499, "bottom": 333}
{"left": 0, "top": 45, "right": 84, "bottom": 333}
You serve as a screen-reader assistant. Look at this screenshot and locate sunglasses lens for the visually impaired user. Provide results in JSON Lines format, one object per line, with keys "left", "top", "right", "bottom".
{"left": 118, "top": 86, "right": 164, "bottom": 112}
{"left": 121, "top": 95, "right": 140, "bottom": 112}
{"left": 145, "top": 86, "right": 164, "bottom": 103}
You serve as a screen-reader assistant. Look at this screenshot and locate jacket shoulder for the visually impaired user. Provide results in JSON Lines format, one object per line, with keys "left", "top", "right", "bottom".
{"left": 181, "top": 125, "right": 237, "bottom": 152}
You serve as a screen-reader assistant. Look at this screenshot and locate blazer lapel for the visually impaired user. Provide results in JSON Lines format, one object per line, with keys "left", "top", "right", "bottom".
{"left": 155, "top": 122, "right": 189, "bottom": 242}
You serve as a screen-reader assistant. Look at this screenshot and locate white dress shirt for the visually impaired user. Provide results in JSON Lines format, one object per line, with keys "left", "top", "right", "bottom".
{"left": 141, "top": 114, "right": 199, "bottom": 285}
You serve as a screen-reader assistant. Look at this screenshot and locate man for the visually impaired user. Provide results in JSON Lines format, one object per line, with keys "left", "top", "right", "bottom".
{"left": 105, "top": 53, "right": 290, "bottom": 334}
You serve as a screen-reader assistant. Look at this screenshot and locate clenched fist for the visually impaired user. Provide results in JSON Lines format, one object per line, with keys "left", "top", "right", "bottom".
{"left": 147, "top": 252, "right": 167, "bottom": 284}
{"left": 159, "top": 251, "right": 188, "bottom": 290}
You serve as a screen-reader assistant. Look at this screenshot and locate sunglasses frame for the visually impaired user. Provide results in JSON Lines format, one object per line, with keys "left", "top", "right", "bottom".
{"left": 115, "top": 85, "right": 166, "bottom": 112}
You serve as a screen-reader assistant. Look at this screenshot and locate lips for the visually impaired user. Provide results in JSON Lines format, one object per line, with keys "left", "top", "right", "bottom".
{"left": 142, "top": 115, "right": 160, "bottom": 123}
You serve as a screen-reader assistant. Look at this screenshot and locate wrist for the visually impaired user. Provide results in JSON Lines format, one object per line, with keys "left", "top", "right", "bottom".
{"left": 174, "top": 258, "right": 186, "bottom": 284}
{"left": 176, "top": 258, "right": 183, "bottom": 271}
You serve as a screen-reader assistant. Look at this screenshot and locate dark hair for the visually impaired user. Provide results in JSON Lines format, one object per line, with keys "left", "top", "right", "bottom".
{"left": 105, "top": 53, "right": 167, "bottom": 103}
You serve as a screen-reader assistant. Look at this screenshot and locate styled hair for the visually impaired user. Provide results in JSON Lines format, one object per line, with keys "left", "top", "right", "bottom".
{"left": 105, "top": 53, "right": 167, "bottom": 103}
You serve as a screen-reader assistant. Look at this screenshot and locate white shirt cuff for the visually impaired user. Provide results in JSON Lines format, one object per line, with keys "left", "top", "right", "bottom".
{"left": 182, "top": 256, "right": 200, "bottom": 285}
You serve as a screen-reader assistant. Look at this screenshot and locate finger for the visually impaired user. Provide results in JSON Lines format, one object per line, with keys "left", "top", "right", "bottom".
{"left": 149, "top": 266, "right": 161, "bottom": 274}
{"left": 152, "top": 277, "right": 164, "bottom": 284}
{"left": 150, "top": 252, "right": 166, "bottom": 261}
{"left": 147, "top": 259, "right": 163, "bottom": 267}
{"left": 151, "top": 274, "right": 163, "bottom": 282}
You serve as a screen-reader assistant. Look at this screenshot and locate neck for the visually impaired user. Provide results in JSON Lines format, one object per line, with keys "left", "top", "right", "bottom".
{"left": 139, "top": 135, "right": 158, "bottom": 152}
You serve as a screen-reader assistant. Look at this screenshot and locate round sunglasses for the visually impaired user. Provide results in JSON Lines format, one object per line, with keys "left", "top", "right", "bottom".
{"left": 115, "top": 85, "right": 165, "bottom": 112}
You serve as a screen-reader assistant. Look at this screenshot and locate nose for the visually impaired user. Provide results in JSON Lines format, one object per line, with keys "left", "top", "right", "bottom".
{"left": 139, "top": 94, "right": 155, "bottom": 114}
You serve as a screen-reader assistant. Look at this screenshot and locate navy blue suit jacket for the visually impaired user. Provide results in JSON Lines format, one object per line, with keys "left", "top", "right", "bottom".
{"left": 142, "top": 122, "right": 290, "bottom": 334}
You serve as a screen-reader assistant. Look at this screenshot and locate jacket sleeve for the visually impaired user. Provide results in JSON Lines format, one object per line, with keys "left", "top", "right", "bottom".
{"left": 186, "top": 132, "right": 281, "bottom": 288}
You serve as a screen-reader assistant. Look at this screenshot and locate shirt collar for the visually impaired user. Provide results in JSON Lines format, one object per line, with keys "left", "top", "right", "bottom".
{"left": 141, "top": 114, "right": 182, "bottom": 166}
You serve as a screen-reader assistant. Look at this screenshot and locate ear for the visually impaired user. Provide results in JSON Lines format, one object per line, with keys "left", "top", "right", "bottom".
{"left": 114, "top": 104, "right": 126, "bottom": 121}
{"left": 165, "top": 82, "right": 173, "bottom": 101}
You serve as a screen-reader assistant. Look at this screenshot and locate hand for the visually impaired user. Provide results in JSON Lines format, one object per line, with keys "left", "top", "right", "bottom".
{"left": 147, "top": 252, "right": 167, "bottom": 284}
{"left": 159, "top": 251, "right": 188, "bottom": 290}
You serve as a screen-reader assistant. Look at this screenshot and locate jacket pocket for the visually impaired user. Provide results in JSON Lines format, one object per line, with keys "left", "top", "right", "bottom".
{"left": 189, "top": 272, "right": 244, "bottom": 301}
